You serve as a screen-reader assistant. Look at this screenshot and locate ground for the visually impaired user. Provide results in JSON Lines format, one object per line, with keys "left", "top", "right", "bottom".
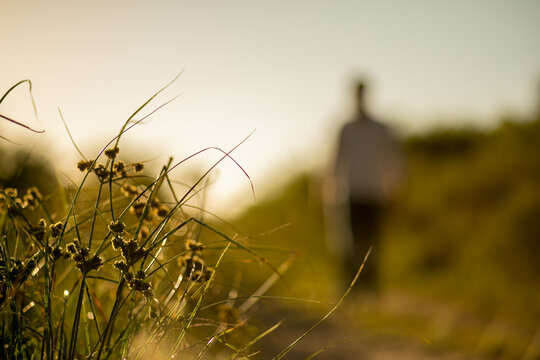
{"left": 250, "top": 289, "right": 511, "bottom": 360}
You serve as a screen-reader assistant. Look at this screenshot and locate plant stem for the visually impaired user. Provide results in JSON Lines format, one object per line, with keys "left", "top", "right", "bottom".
{"left": 67, "top": 276, "right": 86, "bottom": 360}
{"left": 95, "top": 278, "right": 125, "bottom": 360}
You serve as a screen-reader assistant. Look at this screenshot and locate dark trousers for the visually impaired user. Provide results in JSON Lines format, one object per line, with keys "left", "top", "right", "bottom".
{"left": 346, "top": 201, "right": 382, "bottom": 293}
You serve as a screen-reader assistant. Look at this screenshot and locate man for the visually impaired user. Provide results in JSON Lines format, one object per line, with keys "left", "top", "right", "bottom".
{"left": 331, "top": 81, "right": 405, "bottom": 294}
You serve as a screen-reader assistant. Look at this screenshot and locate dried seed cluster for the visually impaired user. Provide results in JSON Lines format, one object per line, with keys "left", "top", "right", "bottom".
{"left": 121, "top": 184, "right": 138, "bottom": 197}
{"left": 113, "top": 260, "right": 153, "bottom": 298}
{"left": 76, "top": 147, "right": 145, "bottom": 182}
{"left": 128, "top": 199, "right": 170, "bottom": 223}
{"left": 0, "top": 257, "right": 37, "bottom": 285}
{"left": 47, "top": 245, "right": 67, "bottom": 261}
{"left": 0, "top": 187, "right": 43, "bottom": 215}
{"left": 23, "top": 187, "right": 42, "bottom": 210}
{"left": 104, "top": 146, "right": 119, "bottom": 159}
{"left": 77, "top": 160, "right": 93, "bottom": 171}
{"left": 108, "top": 220, "right": 126, "bottom": 235}
{"left": 66, "top": 242, "right": 103, "bottom": 274}
{"left": 113, "top": 161, "right": 127, "bottom": 178}
{"left": 180, "top": 240, "right": 213, "bottom": 283}
{"left": 108, "top": 220, "right": 154, "bottom": 297}
{"left": 30, "top": 219, "right": 47, "bottom": 242}
{"left": 125, "top": 269, "right": 154, "bottom": 298}
{"left": 50, "top": 222, "right": 63, "bottom": 238}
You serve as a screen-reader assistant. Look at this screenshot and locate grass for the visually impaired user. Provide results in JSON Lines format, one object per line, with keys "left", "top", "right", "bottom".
{"left": 0, "top": 78, "right": 339, "bottom": 360}
{"left": 6, "top": 76, "right": 538, "bottom": 359}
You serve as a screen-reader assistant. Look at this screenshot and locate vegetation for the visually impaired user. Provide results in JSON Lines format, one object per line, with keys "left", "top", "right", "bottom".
{"left": 236, "top": 119, "right": 540, "bottom": 358}
{"left": 230, "top": 116, "right": 540, "bottom": 358}
{"left": 0, "top": 80, "right": 313, "bottom": 360}
{"left": 2, "top": 77, "right": 539, "bottom": 359}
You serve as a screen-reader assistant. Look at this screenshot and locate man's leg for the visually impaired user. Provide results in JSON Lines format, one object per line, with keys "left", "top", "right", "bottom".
{"left": 349, "top": 201, "right": 381, "bottom": 293}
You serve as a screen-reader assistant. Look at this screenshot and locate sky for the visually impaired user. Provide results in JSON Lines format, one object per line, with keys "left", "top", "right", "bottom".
{"left": 1, "top": 0, "right": 540, "bottom": 215}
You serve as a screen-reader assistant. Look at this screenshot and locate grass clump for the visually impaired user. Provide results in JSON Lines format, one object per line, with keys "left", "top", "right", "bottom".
{"left": 0, "top": 79, "right": 285, "bottom": 359}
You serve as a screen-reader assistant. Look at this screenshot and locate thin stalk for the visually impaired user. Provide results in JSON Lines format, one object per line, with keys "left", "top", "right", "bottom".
{"left": 81, "top": 299, "right": 92, "bottom": 355}
{"left": 44, "top": 234, "right": 52, "bottom": 359}
{"left": 85, "top": 285, "right": 102, "bottom": 338}
{"left": 108, "top": 160, "right": 115, "bottom": 221}
{"left": 67, "top": 276, "right": 87, "bottom": 360}
{"left": 95, "top": 278, "right": 125, "bottom": 360}
{"left": 272, "top": 247, "right": 372, "bottom": 360}
{"left": 88, "top": 182, "right": 104, "bottom": 248}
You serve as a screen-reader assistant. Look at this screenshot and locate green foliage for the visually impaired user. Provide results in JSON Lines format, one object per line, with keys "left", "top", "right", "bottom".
{"left": 395, "top": 119, "right": 540, "bottom": 287}
{"left": 232, "top": 117, "right": 540, "bottom": 357}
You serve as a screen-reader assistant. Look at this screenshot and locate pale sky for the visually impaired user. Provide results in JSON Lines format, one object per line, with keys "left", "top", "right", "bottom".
{"left": 2, "top": 1, "right": 540, "bottom": 215}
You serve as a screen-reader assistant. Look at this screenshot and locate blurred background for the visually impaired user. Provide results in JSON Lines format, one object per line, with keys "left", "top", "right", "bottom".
{"left": 2, "top": 1, "right": 540, "bottom": 358}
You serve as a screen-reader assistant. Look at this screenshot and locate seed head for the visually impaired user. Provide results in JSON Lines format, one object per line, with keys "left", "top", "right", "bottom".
{"left": 185, "top": 239, "right": 203, "bottom": 252}
{"left": 126, "top": 276, "right": 154, "bottom": 298}
{"left": 131, "top": 163, "right": 144, "bottom": 173}
{"left": 4, "top": 188, "right": 18, "bottom": 198}
{"left": 203, "top": 267, "right": 214, "bottom": 282}
{"left": 140, "top": 225, "right": 150, "bottom": 239}
{"left": 114, "top": 161, "right": 125, "bottom": 172}
{"left": 111, "top": 236, "right": 124, "bottom": 251}
{"left": 94, "top": 164, "right": 110, "bottom": 181}
{"left": 104, "top": 147, "right": 119, "bottom": 159}
{"left": 121, "top": 184, "right": 138, "bottom": 197}
{"left": 66, "top": 242, "right": 77, "bottom": 254}
{"left": 52, "top": 247, "right": 64, "bottom": 260}
{"left": 135, "top": 270, "right": 146, "bottom": 280}
{"left": 50, "top": 222, "right": 63, "bottom": 238}
{"left": 7, "top": 198, "right": 24, "bottom": 216}
{"left": 157, "top": 205, "right": 169, "bottom": 218}
{"left": 31, "top": 221, "right": 47, "bottom": 242}
{"left": 79, "top": 247, "right": 90, "bottom": 257}
{"left": 88, "top": 255, "right": 103, "bottom": 272}
{"left": 191, "top": 270, "right": 203, "bottom": 282}
{"left": 113, "top": 260, "right": 129, "bottom": 273}
{"left": 183, "top": 254, "right": 205, "bottom": 276}
{"left": 27, "top": 187, "right": 42, "bottom": 200}
{"left": 108, "top": 220, "right": 126, "bottom": 235}
{"left": 77, "top": 160, "right": 93, "bottom": 172}
{"left": 23, "top": 187, "right": 42, "bottom": 210}
{"left": 113, "top": 161, "right": 128, "bottom": 178}
{"left": 130, "top": 202, "right": 146, "bottom": 217}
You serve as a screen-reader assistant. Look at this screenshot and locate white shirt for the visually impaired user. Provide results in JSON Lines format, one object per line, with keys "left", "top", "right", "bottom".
{"left": 334, "top": 115, "right": 404, "bottom": 204}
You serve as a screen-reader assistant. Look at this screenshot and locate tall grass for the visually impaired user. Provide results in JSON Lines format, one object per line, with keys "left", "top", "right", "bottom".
{"left": 0, "top": 78, "right": 367, "bottom": 359}
{"left": 0, "top": 78, "right": 295, "bottom": 359}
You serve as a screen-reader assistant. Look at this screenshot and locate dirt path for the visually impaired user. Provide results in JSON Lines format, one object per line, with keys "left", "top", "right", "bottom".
{"left": 250, "top": 291, "right": 488, "bottom": 360}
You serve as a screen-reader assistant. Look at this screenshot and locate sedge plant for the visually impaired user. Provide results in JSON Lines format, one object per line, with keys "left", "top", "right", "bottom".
{"left": 0, "top": 77, "right": 367, "bottom": 360}
{"left": 0, "top": 77, "right": 292, "bottom": 360}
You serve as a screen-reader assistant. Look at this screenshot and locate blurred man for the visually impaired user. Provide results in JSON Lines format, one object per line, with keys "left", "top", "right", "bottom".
{"left": 329, "top": 81, "right": 405, "bottom": 295}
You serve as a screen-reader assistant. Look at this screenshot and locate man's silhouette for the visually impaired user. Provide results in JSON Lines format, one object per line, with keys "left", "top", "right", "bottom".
{"left": 331, "top": 81, "right": 405, "bottom": 294}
